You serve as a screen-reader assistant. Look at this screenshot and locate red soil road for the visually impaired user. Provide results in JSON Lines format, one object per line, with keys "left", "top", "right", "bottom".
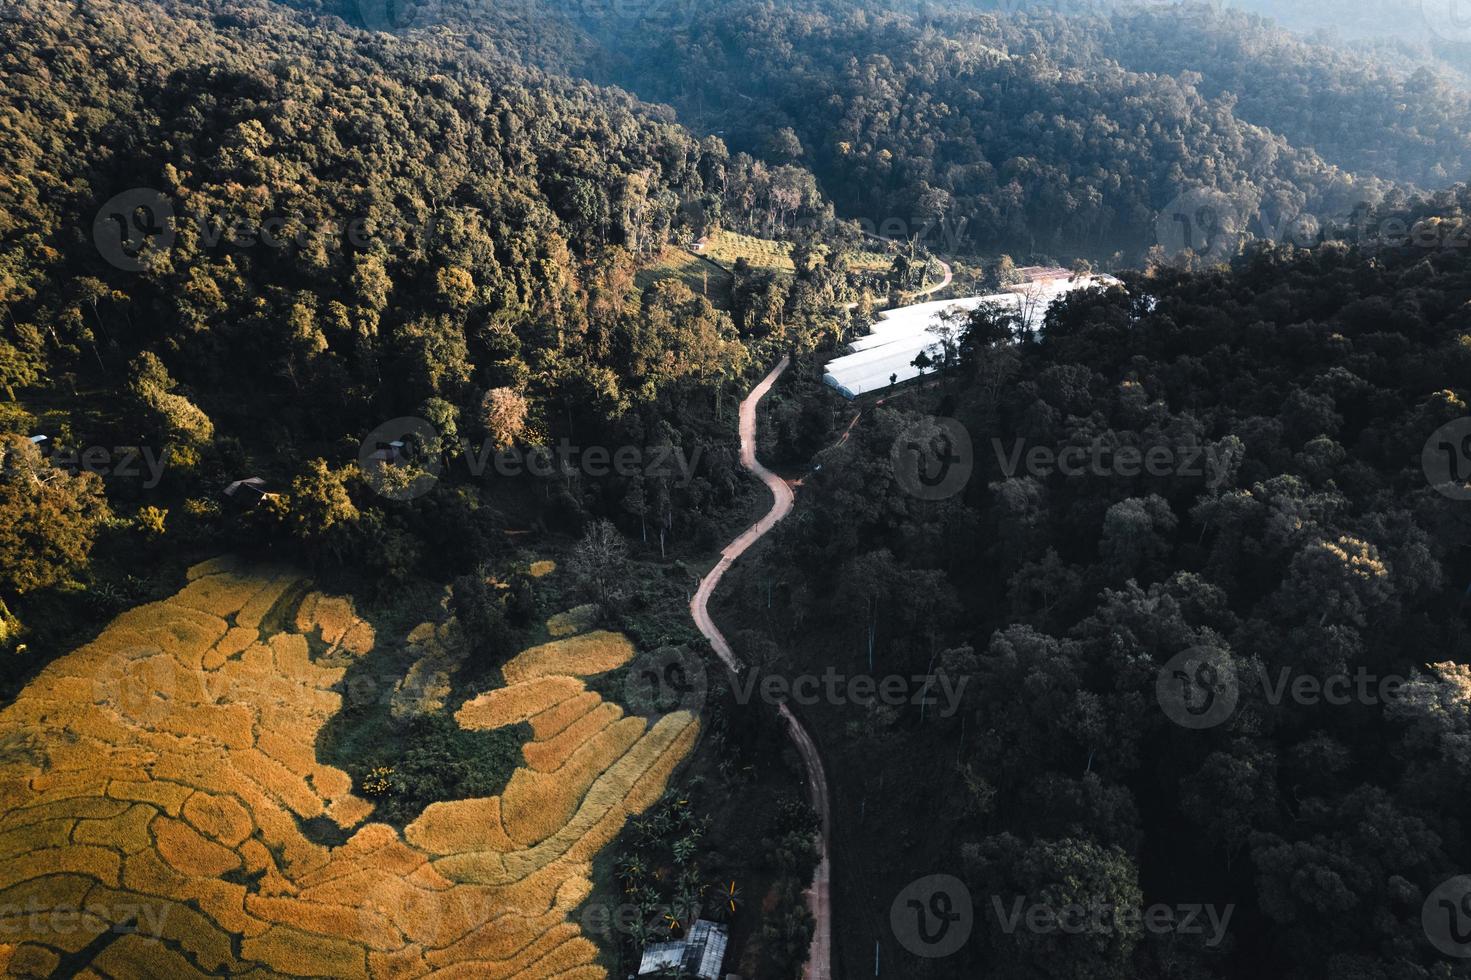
{"left": 690, "top": 354, "right": 833, "bottom": 980}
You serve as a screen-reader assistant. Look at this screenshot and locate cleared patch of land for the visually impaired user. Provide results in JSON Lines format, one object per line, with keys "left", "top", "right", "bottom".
{"left": 0, "top": 561, "right": 697, "bottom": 979}
{"left": 701, "top": 229, "right": 796, "bottom": 273}
{"left": 634, "top": 246, "right": 733, "bottom": 307}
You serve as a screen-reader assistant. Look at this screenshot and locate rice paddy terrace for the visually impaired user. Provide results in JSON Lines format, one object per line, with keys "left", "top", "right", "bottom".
{"left": 0, "top": 558, "right": 697, "bottom": 978}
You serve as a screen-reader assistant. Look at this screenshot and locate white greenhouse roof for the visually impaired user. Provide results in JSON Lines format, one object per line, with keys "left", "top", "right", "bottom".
{"left": 824, "top": 274, "right": 1119, "bottom": 398}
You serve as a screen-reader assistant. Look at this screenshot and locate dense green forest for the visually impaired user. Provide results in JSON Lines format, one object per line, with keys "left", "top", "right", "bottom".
{"left": 0, "top": 0, "right": 850, "bottom": 971}
{"left": 0, "top": 0, "right": 907, "bottom": 655}
{"left": 542, "top": 0, "right": 1471, "bottom": 261}
{"left": 716, "top": 188, "right": 1471, "bottom": 977}
{"left": 1092, "top": 6, "right": 1471, "bottom": 189}
{"left": 1225, "top": 0, "right": 1462, "bottom": 52}
{"left": 6, "top": 0, "right": 1471, "bottom": 975}
{"left": 266, "top": 0, "right": 1471, "bottom": 264}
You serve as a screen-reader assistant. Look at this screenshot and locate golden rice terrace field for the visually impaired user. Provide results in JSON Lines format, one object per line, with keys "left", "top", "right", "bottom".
{"left": 0, "top": 558, "right": 698, "bottom": 978}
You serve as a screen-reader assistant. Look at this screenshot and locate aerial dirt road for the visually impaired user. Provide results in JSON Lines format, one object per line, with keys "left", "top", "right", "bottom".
{"left": 863, "top": 230, "right": 954, "bottom": 297}
{"left": 690, "top": 354, "right": 833, "bottom": 980}
{"left": 913, "top": 248, "right": 954, "bottom": 296}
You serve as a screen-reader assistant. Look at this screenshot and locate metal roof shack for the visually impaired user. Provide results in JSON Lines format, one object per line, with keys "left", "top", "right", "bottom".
{"left": 223, "top": 477, "right": 277, "bottom": 508}
{"left": 634, "top": 919, "right": 728, "bottom": 979}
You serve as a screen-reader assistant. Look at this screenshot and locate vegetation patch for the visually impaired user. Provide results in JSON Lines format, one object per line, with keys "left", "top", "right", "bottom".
{"left": 702, "top": 230, "right": 797, "bottom": 274}
{"left": 0, "top": 562, "right": 700, "bottom": 978}
{"left": 546, "top": 603, "right": 601, "bottom": 638}
{"left": 634, "top": 246, "right": 734, "bottom": 308}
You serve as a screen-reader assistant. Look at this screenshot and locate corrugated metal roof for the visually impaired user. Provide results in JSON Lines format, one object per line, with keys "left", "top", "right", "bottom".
{"left": 687, "top": 920, "right": 728, "bottom": 978}
{"left": 635, "top": 920, "right": 729, "bottom": 979}
{"left": 637, "top": 940, "right": 685, "bottom": 974}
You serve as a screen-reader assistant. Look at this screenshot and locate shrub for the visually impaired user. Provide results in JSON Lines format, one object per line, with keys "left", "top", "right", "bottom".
{"left": 545, "top": 604, "right": 599, "bottom": 638}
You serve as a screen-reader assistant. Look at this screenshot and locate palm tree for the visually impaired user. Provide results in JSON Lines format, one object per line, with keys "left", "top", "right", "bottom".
{"left": 708, "top": 879, "right": 742, "bottom": 922}
{"left": 628, "top": 915, "right": 653, "bottom": 950}
{"left": 672, "top": 833, "right": 702, "bottom": 867}
{"left": 617, "top": 853, "right": 648, "bottom": 892}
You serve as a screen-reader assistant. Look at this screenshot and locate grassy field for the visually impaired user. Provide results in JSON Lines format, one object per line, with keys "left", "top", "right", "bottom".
{"left": 703, "top": 229, "right": 897, "bottom": 277}
{"left": 700, "top": 229, "right": 795, "bottom": 273}
{"left": 634, "top": 246, "right": 733, "bottom": 309}
{"left": 844, "top": 245, "right": 898, "bottom": 273}
{"left": 634, "top": 230, "right": 900, "bottom": 314}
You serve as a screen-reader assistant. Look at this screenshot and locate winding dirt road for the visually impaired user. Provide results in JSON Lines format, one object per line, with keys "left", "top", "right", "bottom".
{"left": 690, "top": 354, "right": 833, "bottom": 980}
{"left": 855, "top": 231, "right": 954, "bottom": 302}
{"left": 688, "top": 243, "right": 953, "bottom": 978}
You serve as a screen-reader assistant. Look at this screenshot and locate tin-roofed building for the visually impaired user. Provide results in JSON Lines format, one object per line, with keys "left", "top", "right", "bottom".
{"left": 634, "top": 919, "right": 728, "bottom": 979}
{"left": 223, "top": 477, "right": 277, "bottom": 508}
